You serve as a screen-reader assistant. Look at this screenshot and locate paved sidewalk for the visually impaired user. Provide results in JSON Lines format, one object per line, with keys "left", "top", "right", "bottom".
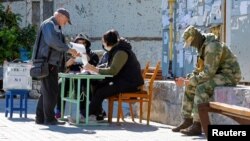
{"left": 0, "top": 98, "right": 207, "bottom": 141}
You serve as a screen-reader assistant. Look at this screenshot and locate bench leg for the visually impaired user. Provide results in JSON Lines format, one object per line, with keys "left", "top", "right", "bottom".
{"left": 198, "top": 103, "right": 211, "bottom": 138}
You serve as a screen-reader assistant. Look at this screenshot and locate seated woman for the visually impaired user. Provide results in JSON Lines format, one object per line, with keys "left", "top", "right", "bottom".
{"left": 55, "top": 33, "right": 99, "bottom": 118}
{"left": 83, "top": 29, "right": 144, "bottom": 120}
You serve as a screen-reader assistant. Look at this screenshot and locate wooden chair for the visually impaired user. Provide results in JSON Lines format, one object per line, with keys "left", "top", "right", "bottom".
{"left": 108, "top": 61, "right": 160, "bottom": 125}
{"left": 108, "top": 61, "right": 150, "bottom": 123}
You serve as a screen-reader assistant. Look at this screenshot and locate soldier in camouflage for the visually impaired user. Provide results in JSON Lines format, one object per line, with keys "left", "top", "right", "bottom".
{"left": 172, "top": 25, "right": 242, "bottom": 136}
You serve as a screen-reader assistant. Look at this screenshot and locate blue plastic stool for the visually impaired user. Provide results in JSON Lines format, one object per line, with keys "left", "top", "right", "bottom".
{"left": 5, "top": 89, "right": 29, "bottom": 118}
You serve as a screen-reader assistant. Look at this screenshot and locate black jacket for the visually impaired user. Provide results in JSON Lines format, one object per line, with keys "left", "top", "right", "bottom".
{"left": 108, "top": 39, "right": 144, "bottom": 91}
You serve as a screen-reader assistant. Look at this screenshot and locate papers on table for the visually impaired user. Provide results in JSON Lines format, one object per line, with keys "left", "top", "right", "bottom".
{"left": 80, "top": 69, "right": 98, "bottom": 75}
{"left": 70, "top": 42, "right": 88, "bottom": 66}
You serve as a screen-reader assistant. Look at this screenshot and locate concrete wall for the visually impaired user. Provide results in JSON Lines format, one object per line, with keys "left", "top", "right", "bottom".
{"left": 55, "top": 0, "right": 162, "bottom": 67}
{"left": 138, "top": 81, "right": 250, "bottom": 126}
{"left": 2, "top": 0, "right": 162, "bottom": 68}
{"left": 229, "top": 0, "right": 250, "bottom": 82}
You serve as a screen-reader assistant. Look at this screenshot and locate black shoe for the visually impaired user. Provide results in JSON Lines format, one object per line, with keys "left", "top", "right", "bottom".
{"left": 180, "top": 122, "right": 202, "bottom": 136}
{"left": 96, "top": 115, "right": 104, "bottom": 121}
{"left": 44, "top": 119, "right": 66, "bottom": 125}
{"left": 35, "top": 119, "right": 44, "bottom": 125}
{"left": 35, "top": 117, "right": 44, "bottom": 125}
{"left": 102, "top": 110, "right": 107, "bottom": 117}
{"left": 172, "top": 118, "right": 193, "bottom": 132}
{"left": 96, "top": 110, "right": 106, "bottom": 121}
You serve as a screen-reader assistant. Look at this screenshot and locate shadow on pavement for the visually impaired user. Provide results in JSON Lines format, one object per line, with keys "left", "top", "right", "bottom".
{"left": 38, "top": 121, "right": 160, "bottom": 134}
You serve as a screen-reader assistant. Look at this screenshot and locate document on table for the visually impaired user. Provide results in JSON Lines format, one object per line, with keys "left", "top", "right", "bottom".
{"left": 80, "top": 69, "right": 98, "bottom": 75}
{"left": 70, "top": 42, "right": 88, "bottom": 66}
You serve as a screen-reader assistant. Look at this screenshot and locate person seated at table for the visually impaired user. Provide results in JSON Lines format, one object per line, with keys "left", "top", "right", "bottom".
{"left": 55, "top": 33, "right": 99, "bottom": 118}
{"left": 83, "top": 29, "right": 144, "bottom": 121}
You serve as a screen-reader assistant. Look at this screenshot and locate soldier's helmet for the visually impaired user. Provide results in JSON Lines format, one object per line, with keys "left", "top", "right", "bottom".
{"left": 182, "top": 25, "right": 200, "bottom": 41}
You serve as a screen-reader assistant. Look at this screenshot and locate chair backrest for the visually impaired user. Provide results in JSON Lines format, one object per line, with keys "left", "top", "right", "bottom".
{"left": 142, "top": 61, "right": 150, "bottom": 78}
{"left": 144, "top": 61, "right": 161, "bottom": 96}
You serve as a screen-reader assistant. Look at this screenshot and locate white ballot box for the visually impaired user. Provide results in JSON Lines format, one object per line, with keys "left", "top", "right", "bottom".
{"left": 3, "top": 63, "right": 32, "bottom": 90}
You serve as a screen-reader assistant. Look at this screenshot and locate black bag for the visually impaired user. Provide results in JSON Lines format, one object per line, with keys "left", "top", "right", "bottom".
{"left": 30, "top": 28, "right": 51, "bottom": 79}
{"left": 30, "top": 59, "right": 49, "bottom": 79}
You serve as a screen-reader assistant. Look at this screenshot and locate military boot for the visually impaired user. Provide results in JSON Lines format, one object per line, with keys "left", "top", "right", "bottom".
{"left": 180, "top": 121, "right": 202, "bottom": 136}
{"left": 172, "top": 118, "right": 193, "bottom": 132}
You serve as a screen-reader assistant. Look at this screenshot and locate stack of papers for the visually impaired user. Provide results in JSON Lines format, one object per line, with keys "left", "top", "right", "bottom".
{"left": 70, "top": 42, "right": 88, "bottom": 66}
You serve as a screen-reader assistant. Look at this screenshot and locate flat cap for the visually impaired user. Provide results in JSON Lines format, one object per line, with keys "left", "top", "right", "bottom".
{"left": 56, "top": 8, "right": 71, "bottom": 25}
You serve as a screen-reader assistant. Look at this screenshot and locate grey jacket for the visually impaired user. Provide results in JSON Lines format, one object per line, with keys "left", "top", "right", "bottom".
{"left": 32, "top": 16, "right": 69, "bottom": 67}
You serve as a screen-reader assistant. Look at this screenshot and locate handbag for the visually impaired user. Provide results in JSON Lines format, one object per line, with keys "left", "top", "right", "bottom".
{"left": 30, "top": 59, "right": 49, "bottom": 79}
{"left": 30, "top": 28, "right": 51, "bottom": 79}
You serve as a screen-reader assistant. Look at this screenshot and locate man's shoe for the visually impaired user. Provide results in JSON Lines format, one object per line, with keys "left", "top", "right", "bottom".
{"left": 35, "top": 119, "right": 44, "bottom": 125}
{"left": 35, "top": 117, "right": 44, "bottom": 125}
{"left": 44, "top": 119, "right": 65, "bottom": 125}
{"left": 172, "top": 118, "right": 193, "bottom": 132}
{"left": 180, "top": 121, "right": 202, "bottom": 136}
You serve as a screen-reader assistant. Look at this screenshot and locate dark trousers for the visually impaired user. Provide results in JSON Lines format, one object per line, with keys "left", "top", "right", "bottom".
{"left": 88, "top": 81, "right": 138, "bottom": 116}
{"left": 36, "top": 65, "right": 58, "bottom": 122}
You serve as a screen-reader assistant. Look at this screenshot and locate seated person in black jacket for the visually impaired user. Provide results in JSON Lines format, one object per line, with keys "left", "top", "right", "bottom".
{"left": 83, "top": 29, "right": 144, "bottom": 120}
{"left": 55, "top": 33, "right": 99, "bottom": 118}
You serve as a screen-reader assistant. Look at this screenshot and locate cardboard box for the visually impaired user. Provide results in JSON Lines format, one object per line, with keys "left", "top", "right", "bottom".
{"left": 3, "top": 63, "right": 32, "bottom": 90}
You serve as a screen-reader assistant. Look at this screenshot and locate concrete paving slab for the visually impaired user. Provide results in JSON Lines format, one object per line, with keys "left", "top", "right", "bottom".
{"left": 0, "top": 98, "right": 207, "bottom": 141}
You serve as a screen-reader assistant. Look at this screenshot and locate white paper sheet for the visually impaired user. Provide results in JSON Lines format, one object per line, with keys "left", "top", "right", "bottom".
{"left": 70, "top": 42, "right": 86, "bottom": 54}
{"left": 70, "top": 42, "right": 88, "bottom": 66}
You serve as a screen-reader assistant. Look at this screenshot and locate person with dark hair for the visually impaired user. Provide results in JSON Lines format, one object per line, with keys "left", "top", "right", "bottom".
{"left": 55, "top": 33, "right": 99, "bottom": 119}
{"left": 33, "top": 8, "right": 78, "bottom": 125}
{"left": 83, "top": 29, "right": 144, "bottom": 120}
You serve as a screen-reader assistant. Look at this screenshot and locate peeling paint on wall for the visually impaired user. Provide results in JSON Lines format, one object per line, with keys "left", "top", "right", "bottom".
{"left": 2, "top": 0, "right": 162, "bottom": 67}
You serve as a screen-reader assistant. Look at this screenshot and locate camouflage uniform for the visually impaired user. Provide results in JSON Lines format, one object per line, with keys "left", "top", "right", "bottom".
{"left": 181, "top": 26, "right": 242, "bottom": 122}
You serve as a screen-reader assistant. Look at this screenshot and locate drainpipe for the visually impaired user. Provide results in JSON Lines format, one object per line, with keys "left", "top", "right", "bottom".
{"left": 167, "top": 0, "right": 175, "bottom": 78}
{"left": 168, "top": 0, "right": 175, "bottom": 61}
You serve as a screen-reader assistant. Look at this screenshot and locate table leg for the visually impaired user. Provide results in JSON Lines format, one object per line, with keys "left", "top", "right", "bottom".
{"left": 85, "top": 78, "right": 90, "bottom": 125}
{"left": 69, "top": 78, "right": 73, "bottom": 115}
{"left": 76, "top": 78, "right": 81, "bottom": 124}
{"left": 61, "top": 78, "right": 65, "bottom": 119}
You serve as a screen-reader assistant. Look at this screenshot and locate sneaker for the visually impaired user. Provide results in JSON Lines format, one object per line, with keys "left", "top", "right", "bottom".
{"left": 89, "top": 115, "right": 97, "bottom": 122}
{"left": 67, "top": 115, "right": 85, "bottom": 124}
{"left": 67, "top": 116, "right": 76, "bottom": 124}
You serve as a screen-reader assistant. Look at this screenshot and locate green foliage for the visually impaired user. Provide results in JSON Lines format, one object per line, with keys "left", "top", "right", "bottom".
{"left": 0, "top": 3, "right": 37, "bottom": 64}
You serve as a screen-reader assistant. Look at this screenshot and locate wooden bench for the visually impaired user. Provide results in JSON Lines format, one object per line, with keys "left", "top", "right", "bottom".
{"left": 198, "top": 102, "right": 250, "bottom": 138}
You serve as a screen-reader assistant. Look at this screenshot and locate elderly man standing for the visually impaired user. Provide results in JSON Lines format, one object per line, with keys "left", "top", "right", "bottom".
{"left": 32, "top": 8, "right": 77, "bottom": 125}
{"left": 172, "top": 25, "right": 242, "bottom": 135}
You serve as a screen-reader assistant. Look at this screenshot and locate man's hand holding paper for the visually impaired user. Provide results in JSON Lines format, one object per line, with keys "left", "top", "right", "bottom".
{"left": 70, "top": 42, "right": 88, "bottom": 65}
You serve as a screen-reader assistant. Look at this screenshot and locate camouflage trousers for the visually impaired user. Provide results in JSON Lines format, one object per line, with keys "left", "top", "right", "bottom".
{"left": 181, "top": 74, "right": 236, "bottom": 122}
